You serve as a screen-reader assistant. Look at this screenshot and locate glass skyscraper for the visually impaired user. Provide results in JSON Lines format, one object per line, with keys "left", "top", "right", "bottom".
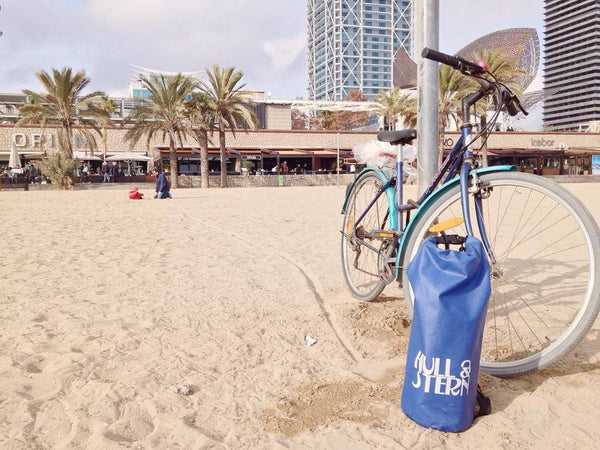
{"left": 307, "top": 0, "right": 414, "bottom": 101}
{"left": 544, "top": 0, "right": 600, "bottom": 131}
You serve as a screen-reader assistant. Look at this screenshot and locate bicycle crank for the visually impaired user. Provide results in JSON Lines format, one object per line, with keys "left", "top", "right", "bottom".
{"left": 377, "top": 239, "right": 397, "bottom": 283}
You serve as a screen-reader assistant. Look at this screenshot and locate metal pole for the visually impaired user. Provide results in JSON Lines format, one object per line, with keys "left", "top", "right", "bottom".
{"left": 417, "top": 0, "right": 439, "bottom": 195}
{"left": 337, "top": 132, "right": 340, "bottom": 187}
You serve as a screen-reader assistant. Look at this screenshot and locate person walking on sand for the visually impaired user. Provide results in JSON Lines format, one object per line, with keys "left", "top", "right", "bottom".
{"left": 154, "top": 169, "right": 172, "bottom": 199}
{"left": 111, "top": 161, "right": 118, "bottom": 182}
{"left": 102, "top": 161, "right": 110, "bottom": 183}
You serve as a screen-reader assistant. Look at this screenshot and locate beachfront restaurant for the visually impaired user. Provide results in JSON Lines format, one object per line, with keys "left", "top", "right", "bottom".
{"left": 442, "top": 131, "right": 600, "bottom": 176}
{"left": 3, "top": 125, "right": 600, "bottom": 184}
{"left": 156, "top": 147, "right": 350, "bottom": 175}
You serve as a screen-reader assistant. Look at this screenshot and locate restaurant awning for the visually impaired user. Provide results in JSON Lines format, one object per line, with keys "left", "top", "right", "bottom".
{"left": 73, "top": 151, "right": 102, "bottom": 161}
{"left": 0, "top": 151, "right": 44, "bottom": 160}
{"left": 565, "top": 147, "right": 600, "bottom": 156}
{"left": 105, "top": 152, "right": 152, "bottom": 161}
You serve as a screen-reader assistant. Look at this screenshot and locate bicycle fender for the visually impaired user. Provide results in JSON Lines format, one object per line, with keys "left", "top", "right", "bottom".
{"left": 395, "top": 165, "right": 516, "bottom": 277}
{"left": 341, "top": 168, "right": 398, "bottom": 229}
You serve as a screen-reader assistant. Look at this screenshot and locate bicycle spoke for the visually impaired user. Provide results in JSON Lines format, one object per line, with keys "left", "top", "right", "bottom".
{"left": 403, "top": 172, "right": 600, "bottom": 376}
{"left": 342, "top": 173, "right": 393, "bottom": 300}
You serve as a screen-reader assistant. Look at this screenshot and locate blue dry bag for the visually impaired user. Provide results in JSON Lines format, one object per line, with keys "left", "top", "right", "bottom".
{"left": 401, "top": 236, "right": 491, "bottom": 432}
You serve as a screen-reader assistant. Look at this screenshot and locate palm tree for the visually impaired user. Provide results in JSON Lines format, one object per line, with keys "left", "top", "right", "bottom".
{"left": 312, "top": 110, "right": 338, "bottom": 130}
{"left": 438, "top": 64, "right": 470, "bottom": 165}
{"left": 17, "top": 67, "right": 111, "bottom": 158}
{"left": 99, "top": 95, "right": 121, "bottom": 124}
{"left": 186, "top": 91, "right": 215, "bottom": 188}
{"left": 468, "top": 49, "right": 524, "bottom": 166}
{"left": 99, "top": 96, "right": 120, "bottom": 161}
{"left": 374, "top": 87, "right": 417, "bottom": 130}
{"left": 202, "top": 66, "right": 258, "bottom": 188}
{"left": 335, "top": 89, "right": 370, "bottom": 130}
{"left": 124, "top": 73, "right": 196, "bottom": 188}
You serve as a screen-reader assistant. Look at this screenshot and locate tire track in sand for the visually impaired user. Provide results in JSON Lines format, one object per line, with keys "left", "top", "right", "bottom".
{"left": 176, "top": 207, "right": 363, "bottom": 365}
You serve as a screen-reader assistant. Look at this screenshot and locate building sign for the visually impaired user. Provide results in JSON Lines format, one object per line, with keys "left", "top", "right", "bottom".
{"left": 12, "top": 132, "right": 56, "bottom": 149}
{"left": 444, "top": 138, "right": 454, "bottom": 147}
{"left": 11, "top": 132, "right": 89, "bottom": 150}
{"left": 530, "top": 138, "right": 556, "bottom": 147}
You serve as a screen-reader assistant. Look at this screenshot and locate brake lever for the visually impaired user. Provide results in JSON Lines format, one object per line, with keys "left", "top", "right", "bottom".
{"left": 500, "top": 87, "right": 528, "bottom": 117}
{"left": 517, "top": 99, "right": 529, "bottom": 116}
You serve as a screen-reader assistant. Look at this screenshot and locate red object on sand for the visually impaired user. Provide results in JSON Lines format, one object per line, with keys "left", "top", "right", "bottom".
{"left": 129, "top": 188, "right": 144, "bottom": 200}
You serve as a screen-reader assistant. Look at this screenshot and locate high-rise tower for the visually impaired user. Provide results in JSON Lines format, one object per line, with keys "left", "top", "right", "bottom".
{"left": 307, "top": 0, "right": 414, "bottom": 101}
{"left": 544, "top": 0, "right": 600, "bottom": 131}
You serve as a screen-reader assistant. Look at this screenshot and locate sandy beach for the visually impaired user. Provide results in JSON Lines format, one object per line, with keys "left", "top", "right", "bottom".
{"left": 0, "top": 183, "right": 598, "bottom": 448}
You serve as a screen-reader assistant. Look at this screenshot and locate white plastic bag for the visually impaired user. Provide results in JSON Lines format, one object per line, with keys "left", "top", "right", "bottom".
{"left": 353, "top": 141, "right": 417, "bottom": 178}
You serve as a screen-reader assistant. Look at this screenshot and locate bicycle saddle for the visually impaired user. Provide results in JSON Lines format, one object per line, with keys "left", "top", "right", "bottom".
{"left": 377, "top": 129, "right": 417, "bottom": 146}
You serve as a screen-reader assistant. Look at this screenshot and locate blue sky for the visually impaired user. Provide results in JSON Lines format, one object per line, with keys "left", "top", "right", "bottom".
{"left": 0, "top": 1, "right": 544, "bottom": 99}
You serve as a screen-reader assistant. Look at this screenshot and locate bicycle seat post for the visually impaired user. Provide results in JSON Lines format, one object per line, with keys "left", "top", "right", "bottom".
{"left": 396, "top": 144, "right": 404, "bottom": 230}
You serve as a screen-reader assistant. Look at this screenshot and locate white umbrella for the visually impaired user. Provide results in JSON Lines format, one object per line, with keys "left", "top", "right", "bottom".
{"left": 9, "top": 143, "right": 21, "bottom": 169}
{"left": 72, "top": 151, "right": 102, "bottom": 161}
{"left": 105, "top": 152, "right": 152, "bottom": 162}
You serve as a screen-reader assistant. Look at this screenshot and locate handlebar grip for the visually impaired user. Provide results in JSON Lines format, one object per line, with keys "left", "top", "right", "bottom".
{"left": 422, "top": 48, "right": 462, "bottom": 70}
{"left": 422, "top": 47, "right": 486, "bottom": 75}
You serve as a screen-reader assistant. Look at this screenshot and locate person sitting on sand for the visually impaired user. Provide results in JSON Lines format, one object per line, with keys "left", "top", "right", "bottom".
{"left": 154, "top": 169, "right": 172, "bottom": 199}
{"left": 129, "top": 187, "right": 144, "bottom": 200}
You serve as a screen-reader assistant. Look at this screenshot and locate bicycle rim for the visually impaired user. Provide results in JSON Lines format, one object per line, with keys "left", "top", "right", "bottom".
{"left": 401, "top": 172, "right": 600, "bottom": 376}
{"left": 341, "top": 172, "right": 391, "bottom": 301}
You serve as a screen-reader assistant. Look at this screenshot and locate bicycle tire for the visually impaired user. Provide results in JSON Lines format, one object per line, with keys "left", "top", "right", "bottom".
{"left": 401, "top": 172, "right": 600, "bottom": 377}
{"left": 341, "top": 172, "right": 393, "bottom": 301}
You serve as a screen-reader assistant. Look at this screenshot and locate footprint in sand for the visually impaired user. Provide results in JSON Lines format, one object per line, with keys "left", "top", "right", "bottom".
{"left": 103, "top": 402, "right": 155, "bottom": 444}
{"left": 32, "top": 313, "right": 47, "bottom": 323}
{"left": 12, "top": 353, "right": 47, "bottom": 374}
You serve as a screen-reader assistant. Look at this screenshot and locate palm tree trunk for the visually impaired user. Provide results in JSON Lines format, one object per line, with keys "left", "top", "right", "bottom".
{"left": 219, "top": 130, "right": 227, "bottom": 188}
{"left": 62, "top": 125, "right": 74, "bottom": 159}
{"left": 199, "top": 130, "right": 209, "bottom": 188}
{"left": 169, "top": 134, "right": 178, "bottom": 188}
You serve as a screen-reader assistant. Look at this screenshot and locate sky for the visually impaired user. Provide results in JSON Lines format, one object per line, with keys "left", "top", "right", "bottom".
{"left": 0, "top": 0, "right": 544, "bottom": 99}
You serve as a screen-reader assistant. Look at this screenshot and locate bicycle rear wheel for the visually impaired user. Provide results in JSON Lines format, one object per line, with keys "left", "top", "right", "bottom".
{"left": 401, "top": 172, "right": 600, "bottom": 376}
{"left": 341, "top": 172, "right": 393, "bottom": 301}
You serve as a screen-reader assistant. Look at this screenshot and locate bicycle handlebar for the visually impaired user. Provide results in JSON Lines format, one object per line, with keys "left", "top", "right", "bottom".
{"left": 422, "top": 47, "right": 528, "bottom": 117}
{"left": 422, "top": 47, "right": 486, "bottom": 75}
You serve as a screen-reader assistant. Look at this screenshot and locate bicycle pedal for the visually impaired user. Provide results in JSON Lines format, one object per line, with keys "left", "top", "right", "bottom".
{"left": 372, "top": 230, "right": 400, "bottom": 239}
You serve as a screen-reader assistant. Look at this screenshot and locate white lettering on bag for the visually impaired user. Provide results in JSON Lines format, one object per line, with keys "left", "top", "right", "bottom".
{"left": 411, "top": 351, "right": 471, "bottom": 396}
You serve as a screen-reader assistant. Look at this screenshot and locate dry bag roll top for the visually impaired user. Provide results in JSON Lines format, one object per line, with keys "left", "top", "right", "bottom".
{"left": 401, "top": 236, "right": 491, "bottom": 432}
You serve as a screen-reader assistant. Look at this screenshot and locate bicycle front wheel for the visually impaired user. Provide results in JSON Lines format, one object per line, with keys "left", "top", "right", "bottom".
{"left": 401, "top": 172, "right": 600, "bottom": 377}
{"left": 341, "top": 172, "right": 393, "bottom": 301}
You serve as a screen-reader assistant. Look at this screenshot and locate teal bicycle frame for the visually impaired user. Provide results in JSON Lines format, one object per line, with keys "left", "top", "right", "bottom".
{"left": 342, "top": 130, "right": 516, "bottom": 280}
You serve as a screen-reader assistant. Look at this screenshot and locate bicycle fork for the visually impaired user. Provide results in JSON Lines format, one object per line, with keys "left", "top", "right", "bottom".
{"left": 459, "top": 126, "right": 498, "bottom": 265}
{"left": 460, "top": 161, "right": 498, "bottom": 266}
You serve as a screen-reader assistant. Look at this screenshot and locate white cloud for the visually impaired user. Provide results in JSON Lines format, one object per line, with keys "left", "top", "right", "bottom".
{"left": 263, "top": 33, "right": 305, "bottom": 71}
{"left": 0, "top": 0, "right": 543, "bottom": 100}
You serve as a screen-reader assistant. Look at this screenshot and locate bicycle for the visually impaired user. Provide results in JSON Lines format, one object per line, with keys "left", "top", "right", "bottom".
{"left": 341, "top": 48, "right": 600, "bottom": 377}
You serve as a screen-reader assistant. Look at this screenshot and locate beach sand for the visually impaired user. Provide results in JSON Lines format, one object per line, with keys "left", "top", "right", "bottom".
{"left": 0, "top": 183, "right": 598, "bottom": 448}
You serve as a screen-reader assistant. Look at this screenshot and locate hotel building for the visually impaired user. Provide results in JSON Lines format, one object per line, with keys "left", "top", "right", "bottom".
{"left": 544, "top": 0, "right": 600, "bottom": 131}
{"left": 307, "top": 0, "right": 414, "bottom": 100}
